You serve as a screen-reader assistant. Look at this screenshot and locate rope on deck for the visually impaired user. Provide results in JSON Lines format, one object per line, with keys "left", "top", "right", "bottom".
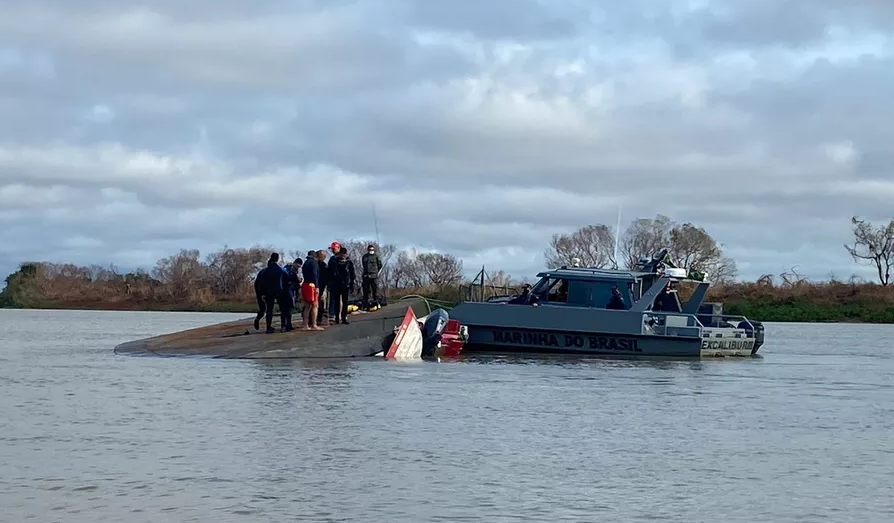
{"left": 396, "top": 295, "right": 457, "bottom": 316}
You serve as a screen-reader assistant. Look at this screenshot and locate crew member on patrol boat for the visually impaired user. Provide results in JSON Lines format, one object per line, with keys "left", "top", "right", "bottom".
{"left": 605, "top": 286, "right": 626, "bottom": 310}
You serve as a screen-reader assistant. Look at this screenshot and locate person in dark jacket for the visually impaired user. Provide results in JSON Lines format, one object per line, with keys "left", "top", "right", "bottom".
{"left": 315, "top": 250, "right": 329, "bottom": 326}
{"left": 605, "top": 286, "right": 626, "bottom": 310}
{"left": 330, "top": 246, "right": 356, "bottom": 324}
{"left": 507, "top": 283, "right": 533, "bottom": 305}
{"left": 360, "top": 244, "right": 382, "bottom": 309}
{"left": 326, "top": 242, "right": 340, "bottom": 320}
{"left": 253, "top": 273, "right": 266, "bottom": 331}
{"left": 301, "top": 250, "right": 323, "bottom": 330}
{"left": 279, "top": 259, "right": 302, "bottom": 332}
{"left": 254, "top": 253, "right": 289, "bottom": 333}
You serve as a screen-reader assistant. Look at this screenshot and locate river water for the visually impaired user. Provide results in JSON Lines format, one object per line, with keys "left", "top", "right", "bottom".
{"left": 1, "top": 309, "right": 893, "bottom": 522}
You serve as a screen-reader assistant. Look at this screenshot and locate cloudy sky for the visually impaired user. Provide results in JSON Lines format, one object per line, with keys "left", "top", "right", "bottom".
{"left": 2, "top": 0, "right": 893, "bottom": 284}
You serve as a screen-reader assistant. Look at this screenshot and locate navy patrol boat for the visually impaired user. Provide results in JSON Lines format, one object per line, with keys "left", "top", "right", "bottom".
{"left": 448, "top": 249, "right": 766, "bottom": 358}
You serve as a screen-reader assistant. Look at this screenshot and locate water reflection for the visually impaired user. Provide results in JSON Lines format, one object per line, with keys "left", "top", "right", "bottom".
{"left": 459, "top": 352, "right": 714, "bottom": 371}
{"left": 5, "top": 313, "right": 894, "bottom": 522}
{"left": 248, "top": 359, "right": 361, "bottom": 409}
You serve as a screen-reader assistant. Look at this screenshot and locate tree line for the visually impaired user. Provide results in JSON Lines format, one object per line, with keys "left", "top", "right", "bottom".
{"left": 547, "top": 213, "right": 894, "bottom": 287}
{"left": 2, "top": 214, "right": 894, "bottom": 311}
{"left": 0, "top": 239, "right": 473, "bottom": 309}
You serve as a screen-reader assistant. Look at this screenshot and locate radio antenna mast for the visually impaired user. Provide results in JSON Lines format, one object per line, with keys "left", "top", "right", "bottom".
{"left": 613, "top": 205, "right": 622, "bottom": 268}
{"left": 372, "top": 203, "right": 381, "bottom": 247}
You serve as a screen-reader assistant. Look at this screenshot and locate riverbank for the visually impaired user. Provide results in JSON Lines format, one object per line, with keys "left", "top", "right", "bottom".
{"left": 4, "top": 265, "right": 894, "bottom": 323}
{"left": 4, "top": 294, "right": 894, "bottom": 323}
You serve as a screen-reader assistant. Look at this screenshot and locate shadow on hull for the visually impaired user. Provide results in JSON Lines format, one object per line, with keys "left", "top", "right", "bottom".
{"left": 458, "top": 344, "right": 764, "bottom": 363}
{"left": 460, "top": 340, "right": 763, "bottom": 359}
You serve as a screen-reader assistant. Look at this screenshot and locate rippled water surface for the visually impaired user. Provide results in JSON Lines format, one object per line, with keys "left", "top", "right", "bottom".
{"left": 2, "top": 309, "right": 894, "bottom": 522}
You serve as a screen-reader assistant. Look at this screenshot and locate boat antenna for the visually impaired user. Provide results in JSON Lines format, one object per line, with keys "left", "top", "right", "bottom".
{"left": 613, "top": 204, "right": 622, "bottom": 268}
{"left": 372, "top": 203, "right": 381, "bottom": 247}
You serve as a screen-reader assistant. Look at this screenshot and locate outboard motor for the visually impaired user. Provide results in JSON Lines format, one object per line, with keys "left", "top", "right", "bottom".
{"left": 421, "top": 308, "right": 450, "bottom": 358}
{"left": 736, "top": 319, "right": 765, "bottom": 354}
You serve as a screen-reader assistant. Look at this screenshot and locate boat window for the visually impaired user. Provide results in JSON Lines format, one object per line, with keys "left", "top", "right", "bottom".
{"left": 545, "top": 278, "right": 569, "bottom": 303}
{"left": 529, "top": 276, "right": 550, "bottom": 296}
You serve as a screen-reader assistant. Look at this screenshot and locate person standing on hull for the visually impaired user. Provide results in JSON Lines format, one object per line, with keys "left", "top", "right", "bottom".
{"left": 253, "top": 271, "right": 266, "bottom": 331}
{"left": 301, "top": 250, "right": 324, "bottom": 331}
{"left": 326, "top": 241, "right": 341, "bottom": 323}
{"left": 330, "top": 246, "right": 356, "bottom": 324}
{"left": 254, "top": 253, "right": 288, "bottom": 333}
{"left": 360, "top": 243, "right": 382, "bottom": 310}
{"left": 315, "top": 250, "right": 329, "bottom": 326}
{"left": 279, "top": 258, "right": 302, "bottom": 332}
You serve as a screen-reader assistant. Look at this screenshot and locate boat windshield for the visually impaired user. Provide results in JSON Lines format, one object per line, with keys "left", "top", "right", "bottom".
{"left": 546, "top": 278, "right": 568, "bottom": 303}
{"left": 530, "top": 276, "right": 568, "bottom": 303}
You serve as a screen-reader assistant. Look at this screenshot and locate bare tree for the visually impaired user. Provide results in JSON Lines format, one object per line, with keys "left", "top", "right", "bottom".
{"left": 669, "top": 223, "right": 720, "bottom": 270}
{"left": 710, "top": 256, "right": 739, "bottom": 284}
{"left": 618, "top": 215, "right": 737, "bottom": 281}
{"left": 152, "top": 249, "right": 206, "bottom": 298}
{"left": 544, "top": 224, "right": 617, "bottom": 268}
{"left": 844, "top": 216, "right": 894, "bottom": 286}
{"left": 621, "top": 215, "right": 674, "bottom": 268}
{"left": 393, "top": 249, "right": 425, "bottom": 288}
{"left": 417, "top": 252, "right": 464, "bottom": 287}
{"left": 485, "top": 269, "right": 514, "bottom": 289}
{"left": 205, "top": 246, "right": 268, "bottom": 297}
{"left": 668, "top": 222, "right": 737, "bottom": 281}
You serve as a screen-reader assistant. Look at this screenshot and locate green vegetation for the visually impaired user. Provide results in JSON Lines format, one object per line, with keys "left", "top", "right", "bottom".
{"left": 724, "top": 300, "right": 894, "bottom": 323}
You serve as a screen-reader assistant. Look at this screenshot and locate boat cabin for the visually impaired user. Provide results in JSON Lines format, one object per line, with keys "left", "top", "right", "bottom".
{"left": 526, "top": 263, "right": 709, "bottom": 315}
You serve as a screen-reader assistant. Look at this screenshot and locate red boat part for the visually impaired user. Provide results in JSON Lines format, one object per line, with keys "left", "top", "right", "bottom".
{"left": 437, "top": 319, "right": 466, "bottom": 357}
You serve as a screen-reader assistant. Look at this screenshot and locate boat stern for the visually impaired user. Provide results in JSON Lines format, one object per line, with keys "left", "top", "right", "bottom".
{"left": 699, "top": 317, "right": 766, "bottom": 357}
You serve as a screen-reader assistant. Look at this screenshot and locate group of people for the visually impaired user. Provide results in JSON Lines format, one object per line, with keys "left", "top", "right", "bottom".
{"left": 252, "top": 242, "right": 384, "bottom": 333}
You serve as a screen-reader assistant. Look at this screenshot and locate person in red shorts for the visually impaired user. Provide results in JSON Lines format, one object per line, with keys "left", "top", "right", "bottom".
{"left": 300, "top": 250, "right": 324, "bottom": 330}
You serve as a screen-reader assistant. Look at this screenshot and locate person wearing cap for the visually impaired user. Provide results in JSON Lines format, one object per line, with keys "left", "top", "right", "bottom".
{"left": 300, "top": 250, "right": 324, "bottom": 330}
{"left": 360, "top": 243, "right": 382, "bottom": 309}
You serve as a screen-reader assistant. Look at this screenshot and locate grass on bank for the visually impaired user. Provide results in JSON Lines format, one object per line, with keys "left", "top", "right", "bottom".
{"left": 4, "top": 273, "right": 894, "bottom": 323}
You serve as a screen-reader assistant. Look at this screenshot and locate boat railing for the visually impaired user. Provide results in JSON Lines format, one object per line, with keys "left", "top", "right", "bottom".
{"left": 699, "top": 313, "right": 756, "bottom": 332}
{"left": 644, "top": 311, "right": 760, "bottom": 340}
{"left": 642, "top": 311, "right": 704, "bottom": 337}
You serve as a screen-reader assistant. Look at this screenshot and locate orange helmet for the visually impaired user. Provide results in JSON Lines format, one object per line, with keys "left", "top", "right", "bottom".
{"left": 329, "top": 241, "right": 341, "bottom": 253}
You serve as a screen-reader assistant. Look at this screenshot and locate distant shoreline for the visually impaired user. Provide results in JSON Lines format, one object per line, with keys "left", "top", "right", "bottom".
{"left": 0, "top": 301, "right": 258, "bottom": 314}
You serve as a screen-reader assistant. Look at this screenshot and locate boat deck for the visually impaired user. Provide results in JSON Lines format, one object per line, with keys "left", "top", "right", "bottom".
{"left": 113, "top": 299, "right": 430, "bottom": 359}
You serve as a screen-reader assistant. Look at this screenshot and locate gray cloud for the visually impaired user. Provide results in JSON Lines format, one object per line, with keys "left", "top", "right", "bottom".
{"left": 2, "top": 0, "right": 894, "bottom": 284}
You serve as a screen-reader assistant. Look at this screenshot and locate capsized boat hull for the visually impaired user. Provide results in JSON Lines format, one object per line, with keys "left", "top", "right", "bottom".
{"left": 113, "top": 298, "right": 432, "bottom": 359}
